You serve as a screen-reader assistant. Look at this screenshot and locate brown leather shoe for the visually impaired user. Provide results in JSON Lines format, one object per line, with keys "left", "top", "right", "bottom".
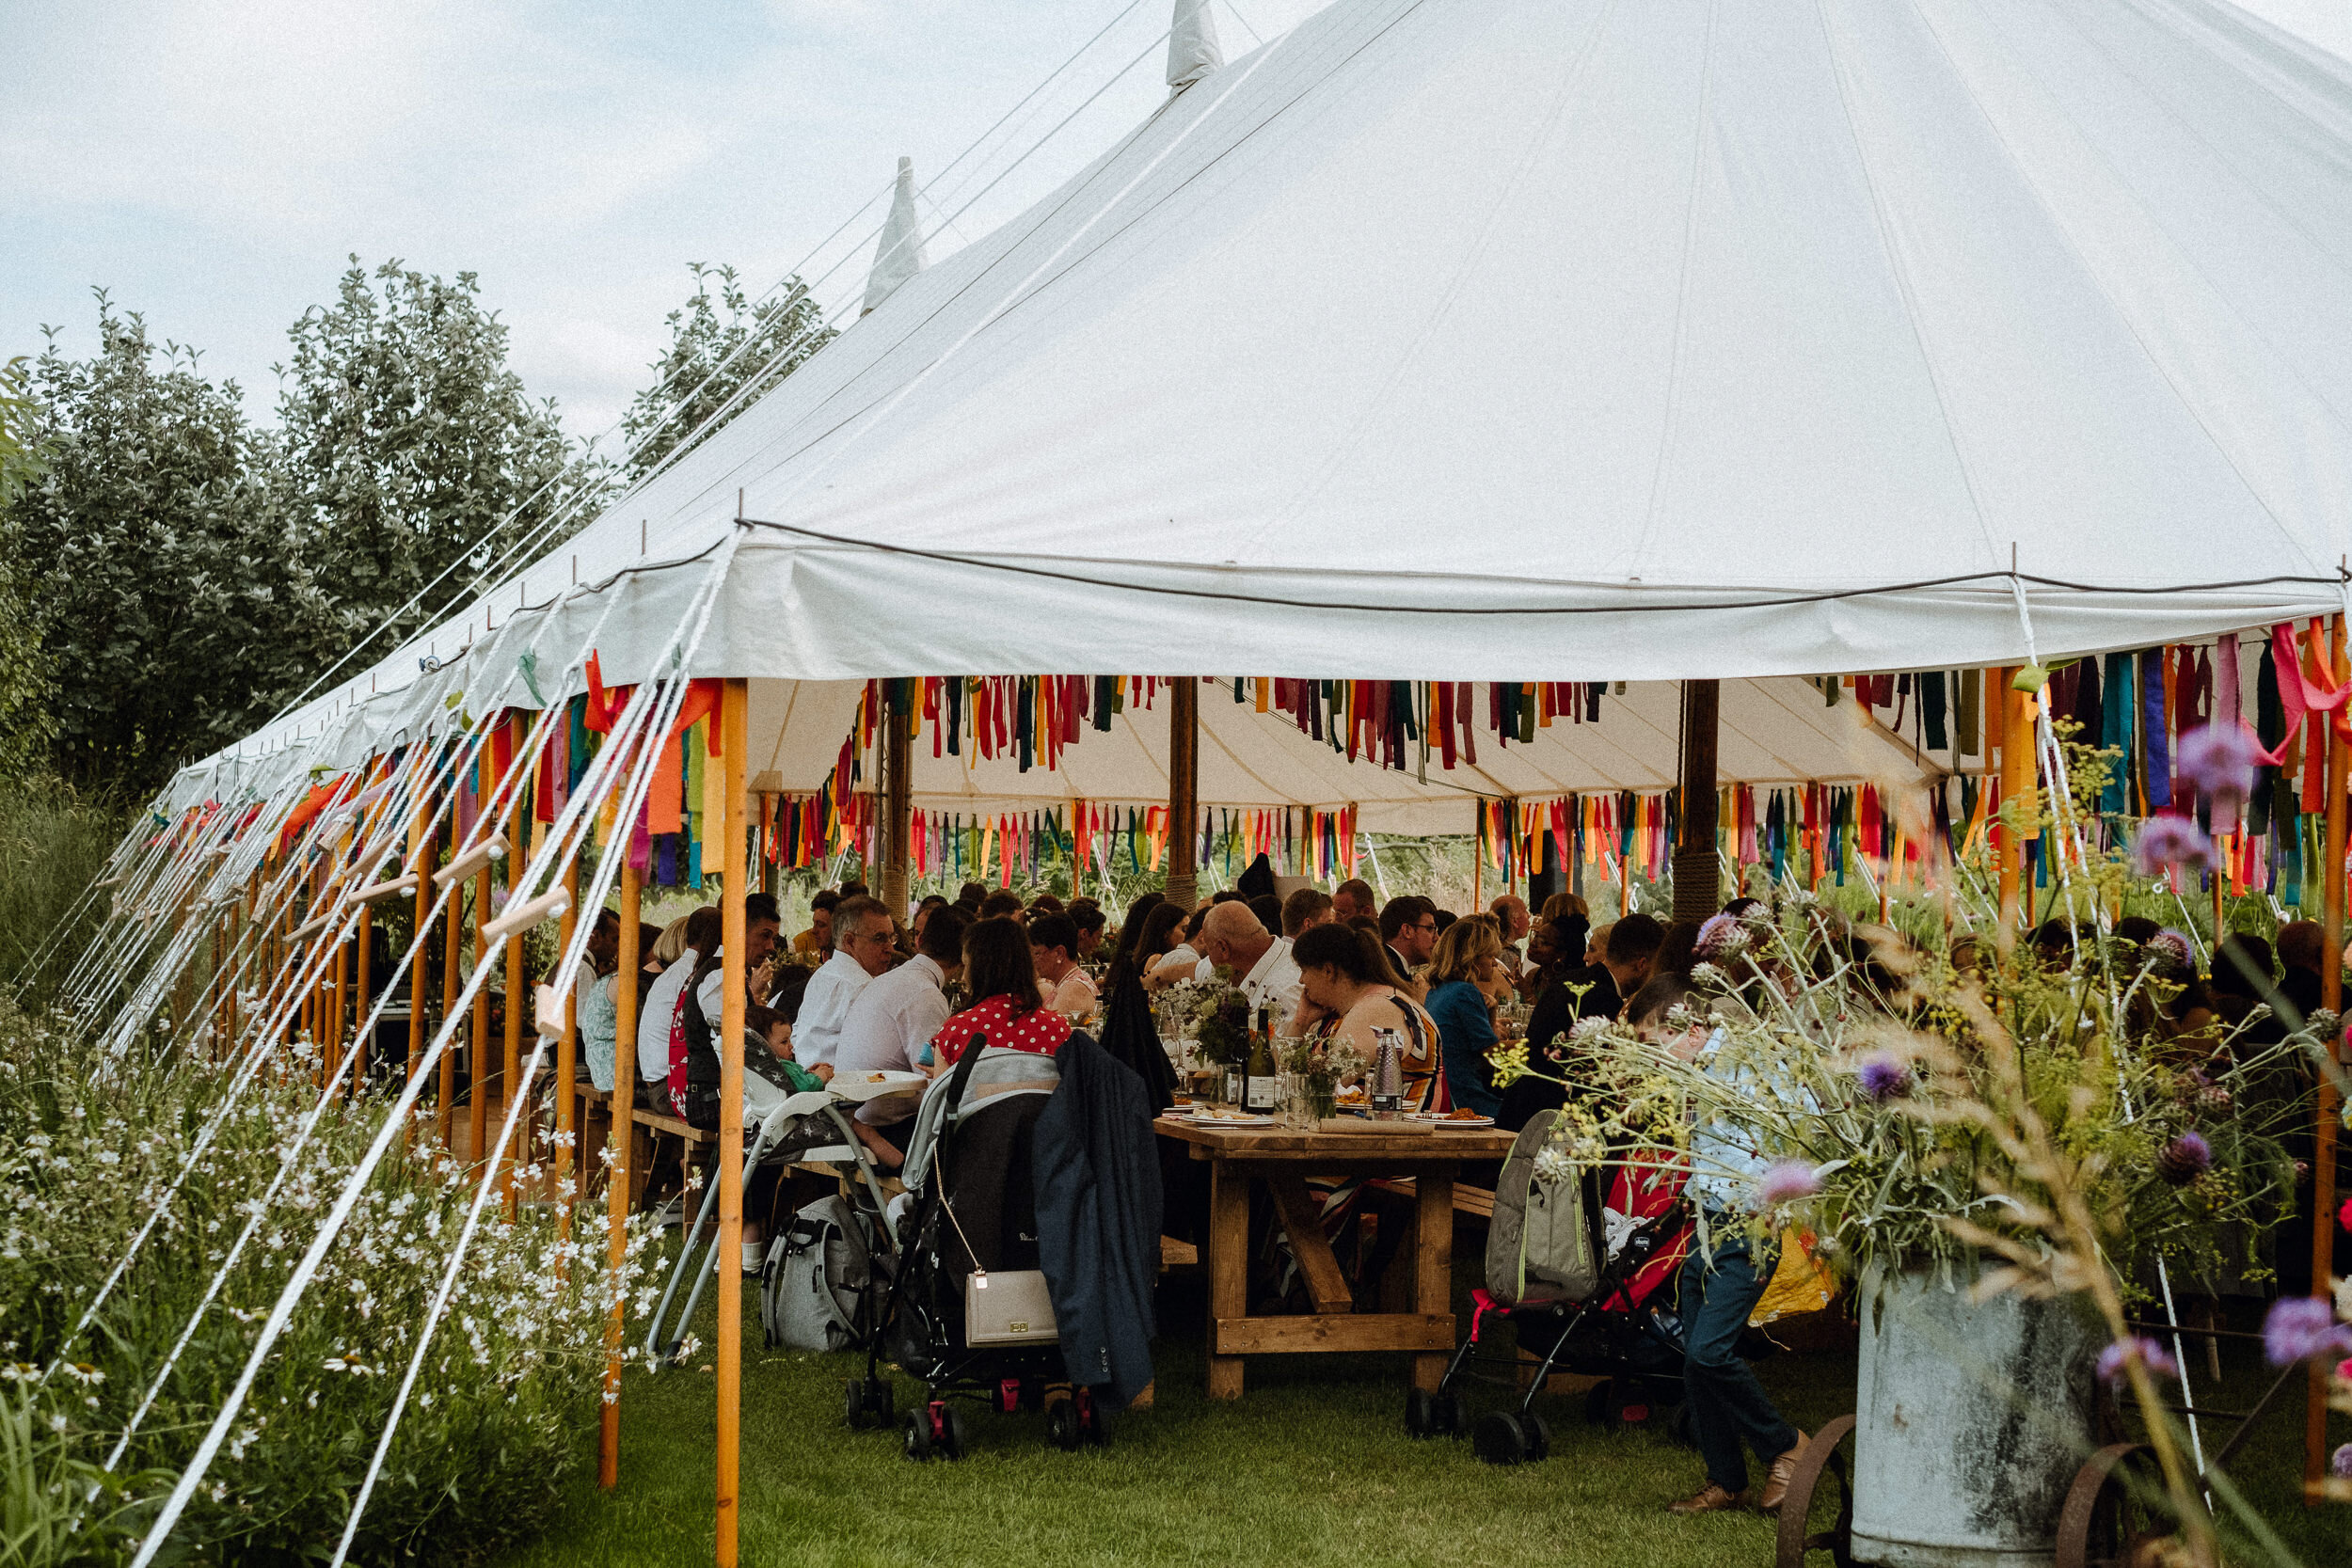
{"left": 1756, "top": 1431, "right": 1810, "bottom": 1515}
{"left": 1667, "top": 1482, "right": 1748, "bottom": 1515}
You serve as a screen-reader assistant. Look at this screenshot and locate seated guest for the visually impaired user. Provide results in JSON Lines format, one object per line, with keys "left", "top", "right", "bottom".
{"left": 576, "top": 909, "right": 621, "bottom": 1090}
{"left": 1651, "top": 919, "right": 1701, "bottom": 980}
{"left": 835, "top": 905, "right": 968, "bottom": 1164}
{"left": 639, "top": 906, "right": 721, "bottom": 1109}
{"left": 1425, "top": 917, "right": 1504, "bottom": 1117}
{"left": 791, "top": 889, "right": 840, "bottom": 958}
{"left": 977, "top": 889, "right": 1026, "bottom": 925}
{"left": 691, "top": 894, "right": 784, "bottom": 1027}
{"left": 1291, "top": 922, "right": 1444, "bottom": 1109}
{"left": 1067, "top": 900, "right": 1108, "bottom": 962}
{"left": 1146, "top": 905, "right": 1211, "bottom": 991}
{"left": 1197, "top": 901, "right": 1304, "bottom": 1025}
{"left": 1502, "top": 913, "right": 1663, "bottom": 1132}
{"left": 2276, "top": 919, "right": 2326, "bottom": 1024}
{"left": 1247, "top": 893, "right": 1285, "bottom": 938}
{"left": 933, "top": 917, "right": 1074, "bottom": 1065}
{"left": 1028, "top": 892, "right": 1066, "bottom": 917}
{"left": 797, "top": 895, "right": 895, "bottom": 1069}
{"left": 955, "top": 879, "right": 989, "bottom": 911}
{"left": 1489, "top": 895, "right": 1532, "bottom": 978}
{"left": 1377, "top": 895, "right": 1439, "bottom": 1002}
{"left": 1028, "top": 911, "right": 1099, "bottom": 1018}
{"left": 908, "top": 895, "right": 948, "bottom": 949}
{"left": 1330, "top": 878, "right": 1378, "bottom": 926}
{"left": 1112, "top": 899, "right": 1185, "bottom": 992}
{"left": 1281, "top": 887, "right": 1333, "bottom": 938}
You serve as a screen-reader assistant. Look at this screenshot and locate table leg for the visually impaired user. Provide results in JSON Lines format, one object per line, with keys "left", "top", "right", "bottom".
{"left": 1412, "top": 1165, "right": 1455, "bottom": 1392}
{"left": 1207, "top": 1158, "right": 1248, "bottom": 1400}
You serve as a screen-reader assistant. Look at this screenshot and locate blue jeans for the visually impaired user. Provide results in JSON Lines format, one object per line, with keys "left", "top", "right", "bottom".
{"left": 1678, "top": 1224, "right": 1799, "bottom": 1494}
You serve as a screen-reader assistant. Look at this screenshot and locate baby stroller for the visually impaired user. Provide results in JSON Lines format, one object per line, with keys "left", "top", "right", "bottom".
{"left": 1408, "top": 1115, "right": 1695, "bottom": 1465}
{"left": 642, "top": 1072, "right": 916, "bottom": 1368}
{"left": 846, "top": 1035, "right": 1116, "bottom": 1459}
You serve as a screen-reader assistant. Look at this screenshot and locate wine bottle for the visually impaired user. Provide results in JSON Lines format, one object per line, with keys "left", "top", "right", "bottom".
{"left": 1244, "top": 1004, "right": 1279, "bottom": 1113}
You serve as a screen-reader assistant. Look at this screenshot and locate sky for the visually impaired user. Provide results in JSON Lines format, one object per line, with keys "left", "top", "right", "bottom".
{"left": 6, "top": 0, "right": 2344, "bottom": 450}
{"left": 2, "top": 0, "right": 1327, "bottom": 445}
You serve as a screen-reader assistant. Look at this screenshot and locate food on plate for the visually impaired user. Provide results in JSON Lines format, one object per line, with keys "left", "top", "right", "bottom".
{"left": 1444, "top": 1108, "right": 1486, "bottom": 1122}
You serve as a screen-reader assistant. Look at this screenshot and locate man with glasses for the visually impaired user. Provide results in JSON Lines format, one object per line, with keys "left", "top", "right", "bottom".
{"left": 797, "top": 895, "right": 896, "bottom": 1069}
{"left": 1378, "top": 895, "right": 1438, "bottom": 1003}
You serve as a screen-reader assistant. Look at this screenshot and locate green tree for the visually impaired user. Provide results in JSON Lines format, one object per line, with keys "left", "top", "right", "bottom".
{"left": 14, "top": 298, "right": 329, "bottom": 793}
{"left": 621, "top": 262, "right": 833, "bottom": 480}
{"left": 0, "top": 356, "right": 56, "bottom": 780}
{"left": 276, "top": 257, "right": 601, "bottom": 666}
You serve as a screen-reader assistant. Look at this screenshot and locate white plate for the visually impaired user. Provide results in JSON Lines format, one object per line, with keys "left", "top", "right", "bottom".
{"left": 1184, "top": 1112, "right": 1275, "bottom": 1128}
{"left": 1413, "top": 1113, "right": 1496, "bottom": 1128}
{"left": 829, "top": 1069, "right": 929, "bottom": 1104}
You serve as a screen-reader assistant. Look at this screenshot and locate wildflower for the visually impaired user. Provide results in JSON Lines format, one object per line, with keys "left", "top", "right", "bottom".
{"left": 2339, "top": 1196, "right": 2352, "bottom": 1233}
{"left": 48, "top": 1415, "right": 67, "bottom": 1433}
{"left": 1689, "top": 962, "right": 1727, "bottom": 989}
{"left": 2095, "top": 1337, "right": 2178, "bottom": 1386}
{"left": 2264, "top": 1296, "right": 2352, "bottom": 1367}
{"left": 2132, "top": 816, "right": 2212, "bottom": 878}
{"left": 1692, "top": 913, "right": 1751, "bottom": 963}
{"left": 1531, "top": 1147, "right": 1577, "bottom": 1186}
{"left": 1570, "top": 1016, "right": 1612, "bottom": 1040}
{"left": 2175, "top": 723, "right": 2260, "bottom": 812}
{"left": 1857, "top": 1054, "right": 1913, "bottom": 1102}
{"left": 2140, "top": 929, "right": 2195, "bottom": 979}
{"left": 2154, "top": 1132, "right": 2212, "bottom": 1186}
{"left": 1755, "top": 1162, "right": 1822, "bottom": 1209}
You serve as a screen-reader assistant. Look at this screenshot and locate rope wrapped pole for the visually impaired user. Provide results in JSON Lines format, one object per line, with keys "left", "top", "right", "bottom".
{"left": 2312, "top": 612, "right": 2347, "bottom": 1501}
{"left": 600, "top": 842, "right": 643, "bottom": 1491}
{"left": 1166, "top": 677, "right": 1198, "bottom": 910}
{"left": 1672, "top": 679, "right": 1721, "bottom": 924}
{"left": 716, "top": 678, "right": 749, "bottom": 1565}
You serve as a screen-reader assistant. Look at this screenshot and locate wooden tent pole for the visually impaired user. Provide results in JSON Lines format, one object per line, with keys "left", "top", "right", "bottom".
{"left": 350, "top": 903, "right": 372, "bottom": 1099}
{"left": 881, "top": 693, "right": 912, "bottom": 916}
{"left": 437, "top": 816, "right": 462, "bottom": 1149}
{"left": 1994, "top": 668, "right": 2026, "bottom": 951}
{"left": 554, "top": 854, "right": 580, "bottom": 1223}
{"left": 408, "top": 792, "right": 437, "bottom": 1112}
{"left": 715, "top": 680, "right": 749, "bottom": 1566}
{"left": 599, "top": 843, "right": 643, "bottom": 1492}
{"left": 470, "top": 863, "right": 491, "bottom": 1167}
{"left": 1166, "top": 678, "right": 1199, "bottom": 910}
{"left": 501, "top": 914, "right": 525, "bottom": 1217}
{"left": 2312, "top": 613, "right": 2347, "bottom": 1501}
{"left": 1673, "top": 679, "right": 1721, "bottom": 924}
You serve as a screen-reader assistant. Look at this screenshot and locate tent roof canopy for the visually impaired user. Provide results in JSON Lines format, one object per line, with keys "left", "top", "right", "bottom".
{"left": 208, "top": 0, "right": 2352, "bottom": 774}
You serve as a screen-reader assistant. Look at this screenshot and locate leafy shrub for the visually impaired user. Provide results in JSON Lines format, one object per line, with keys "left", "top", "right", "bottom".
{"left": 0, "top": 1002, "right": 653, "bottom": 1565}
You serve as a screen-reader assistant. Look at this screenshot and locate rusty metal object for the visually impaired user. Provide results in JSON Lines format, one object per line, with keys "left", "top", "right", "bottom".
{"left": 1774, "top": 1413, "right": 1857, "bottom": 1568}
{"left": 2054, "top": 1443, "right": 2167, "bottom": 1568}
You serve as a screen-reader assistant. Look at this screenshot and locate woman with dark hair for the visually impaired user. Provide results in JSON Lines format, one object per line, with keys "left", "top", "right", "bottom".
{"left": 1291, "top": 922, "right": 1444, "bottom": 1111}
{"left": 1123, "top": 901, "right": 1193, "bottom": 992}
{"left": 932, "top": 917, "right": 1073, "bottom": 1065}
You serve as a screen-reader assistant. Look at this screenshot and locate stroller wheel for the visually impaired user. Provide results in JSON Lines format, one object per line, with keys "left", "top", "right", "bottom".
{"left": 902, "top": 1410, "right": 933, "bottom": 1463}
{"left": 1404, "top": 1387, "right": 1436, "bottom": 1439}
{"left": 1522, "top": 1415, "right": 1552, "bottom": 1464}
{"left": 1046, "top": 1399, "right": 1083, "bottom": 1451}
{"left": 938, "top": 1404, "right": 969, "bottom": 1461}
{"left": 1473, "top": 1412, "right": 1529, "bottom": 1466}
{"left": 1431, "top": 1389, "right": 1465, "bottom": 1437}
{"left": 844, "top": 1380, "right": 867, "bottom": 1431}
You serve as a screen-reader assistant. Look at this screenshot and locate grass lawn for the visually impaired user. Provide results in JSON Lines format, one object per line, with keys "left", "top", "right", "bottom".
{"left": 493, "top": 1243, "right": 2350, "bottom": 1568}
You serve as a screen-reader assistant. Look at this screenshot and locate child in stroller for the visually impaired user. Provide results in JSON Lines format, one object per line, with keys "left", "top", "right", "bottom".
{"left": 1409, "top": 1129, "right": 1696, "bottom": 1465}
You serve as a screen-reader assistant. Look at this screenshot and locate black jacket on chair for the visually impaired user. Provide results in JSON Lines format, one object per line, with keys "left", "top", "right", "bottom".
{"left": 1093, "top": 972, "right": 1178, "bottom": 1113}
{"left": 1033, "top": 1033, "right": 1161, "bottom": 1405}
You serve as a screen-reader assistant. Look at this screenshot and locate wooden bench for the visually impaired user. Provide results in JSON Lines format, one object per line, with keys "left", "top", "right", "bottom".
{"left": 1370, "top": 1178, "right": 1495, "bottom": 1224}
{"left": 1159, "top": 1235, "right": 1200, "bottom": 1273}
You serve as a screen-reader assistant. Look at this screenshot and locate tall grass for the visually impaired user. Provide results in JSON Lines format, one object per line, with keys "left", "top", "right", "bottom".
{"left": 0, "top": 778, "right": 122, "bottom": 1007}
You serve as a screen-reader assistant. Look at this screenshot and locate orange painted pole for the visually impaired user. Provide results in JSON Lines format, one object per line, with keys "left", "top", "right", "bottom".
{"left": 470, "top": 864, "right": 491, "bottom": 1167}
{"left": 600, "top": 840, "right": 643, "bottom": 1492}
{"left": 2312, "top": 615, "right": 2346, "bottom": 1501}
{"left": 437, "top": 818, "right": 463, "bottom": 1150}
{"left": 554, "top": 852, "right": 580, "bottom": 1225}
{"left": 715, "top": 679, "right": 748, "bottom": 1566}
{"left": 501, "top": 919, "right": 524, "bottom": 1218}
{"left": 350, "top": 903, "right": 372, "bottom": 1099}
{"left": 409, "top": 798, "right": 437, "bottom": 1108}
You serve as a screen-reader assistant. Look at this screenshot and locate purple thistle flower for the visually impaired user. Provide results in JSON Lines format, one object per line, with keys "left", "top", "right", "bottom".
{"left": 2094, "top": 1336, "right": 2179, "bottom": 1386}
{"left": 2264, "top": 1296, "right": 2352, "bottom": 1368}
{"left": 2155, "top": 1130, "right": 2212, "bottom": 1186}
{"left": 2140, "top": 929, "right": 2195, "bottom": 979}
{"left": 1755, "top": 1161, "right": 1822, "bottom": 1208}
{"left": 1857, "top": 1054, "right": 1914, "bottom": 1102}
{"left": 2333, "top": 1444, "right": 2352, "bottom": 1481}
{"left": 2133, "top": 816, "right": 2213, "bottom": 878}
{"left": 2175, "top": 722, "right": 2261, "bottom": 812}
{"left": 1692, "top": 913, "right": 1752, "bottom": 963}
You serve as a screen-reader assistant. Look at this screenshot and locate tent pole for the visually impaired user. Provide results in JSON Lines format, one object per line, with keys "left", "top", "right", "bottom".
{"left": 1166, "top": 678, "right": 1199, "bottom": 909}
{"left": 555, "top": 853, "right": 580, "bottom": 1226}
{"left": 408, "top": 790, "right": 437, "bottom": 1130}
{"left": 470, "top": 864, "right": 491, "bottom": 1167}
{"left": 600, "top": 843, "right": 643, "bottom": 1492}
{"left": 1994, "top": 668, "right": 2022, "bottom": 951}
{"left": 2312, "top": 614, "right": 2347, "bottom": 1502}
{"left": 437, "top": 818, "right": 462, "bottom": 1150}
{"left": 882, "top": 693, "right": 912, "bottom": 917}
{"left": 1673, "top": 680, "right": 1721, "bottom": 924}
{"left": 715, "top": 679, "right": 749, "bottom": 1567}
{"left": 350, "top": 903, "right": 372, "bottom": 1100}
{"left": 502, "top": 919, "right": 524, "bottom": 1217}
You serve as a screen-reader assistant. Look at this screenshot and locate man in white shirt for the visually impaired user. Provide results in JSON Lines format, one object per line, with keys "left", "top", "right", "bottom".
{"left": 796, "top": 895, "right": 895, "bottom": 1069}
{"left": 1027, "top": 911, "right": 1097, "bottom": 1017}
{"left": 1197, "top": 901, "right": 1302, "bottom": 1029}
{"left": 836, "top": 906, "right": 969, "bottom": 1151}
{"left": 639, "top": 906, "right": 722, "bottom": 1103}
{"left": 691, "top": 895, "right": 784, "bottom": 1031}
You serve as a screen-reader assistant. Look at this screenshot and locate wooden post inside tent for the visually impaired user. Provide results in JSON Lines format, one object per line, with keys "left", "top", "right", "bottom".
{"left": 1672, "top": 679, "right": 1721, "bottom": 925}
{"left": 408, "top": 794, "right": 436, "bottom": 1104}
{"left": 501, "top": 915, "right": 525, "bottom": 1214}
{"left": 2311, "top": 613, "right": 2347, "bottom": 1500}
{"left": 1470, "top": 800, "right": 1483, "bottom": 911}
{"left": 328, "top": 937, "right": 349, "bottom": 1092}
{"left": 349, "top": 903, "right": 372, "bottom": 1098}
{"left": 1993, "top": 667, "right": 2024, "bottom": 950}
{"left": 437, "top": 821, "right": 462, "bottom": 1149}
{"left": 555, "top": 855, "right": 580, "bottom": 1217}
{"left": 882, "top": 692, "right": 912, "bottom": 916}
{"left": 599, "top": 847, "right": 643, "bottom": 1492}
{"left": 1166, "top": 678, "right": 1200, "bottom": 910}
{"left": 470, "top": 864, "right": 491, "bottom": 1166}
{"left": 715, "top": 679, "right": 749, "bottom": 1565}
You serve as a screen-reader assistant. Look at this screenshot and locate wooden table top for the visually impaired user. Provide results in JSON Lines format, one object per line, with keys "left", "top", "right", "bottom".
{"left": 1153, "top": 1114, "right": 1518, "bottom": 1160}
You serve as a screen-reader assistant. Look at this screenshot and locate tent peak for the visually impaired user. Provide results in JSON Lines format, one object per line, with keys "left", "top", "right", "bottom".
{"left": 1167, "top": 0, "right": 1223, "bottom": 96}
{"left": 861, "top": 155, "right": 928, "bottom": 316}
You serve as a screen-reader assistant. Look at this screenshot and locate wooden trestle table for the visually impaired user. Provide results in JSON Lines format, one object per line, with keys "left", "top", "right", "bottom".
{"left": 1154, "top": 1117, "right": 1518, "bottom": 1399}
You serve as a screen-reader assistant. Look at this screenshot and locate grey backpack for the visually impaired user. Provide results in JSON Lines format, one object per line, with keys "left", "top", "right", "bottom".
{"left": 1486, "top": 1110, "right": 1599, "bottom": 1306}
{"left": 762, "top": 1195, "right": 882, "bottom": 1353}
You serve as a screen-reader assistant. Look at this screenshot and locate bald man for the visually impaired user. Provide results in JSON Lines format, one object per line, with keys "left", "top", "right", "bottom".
{"left": 1198, "top": 901, "right": 1304, "bottom": 1026}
